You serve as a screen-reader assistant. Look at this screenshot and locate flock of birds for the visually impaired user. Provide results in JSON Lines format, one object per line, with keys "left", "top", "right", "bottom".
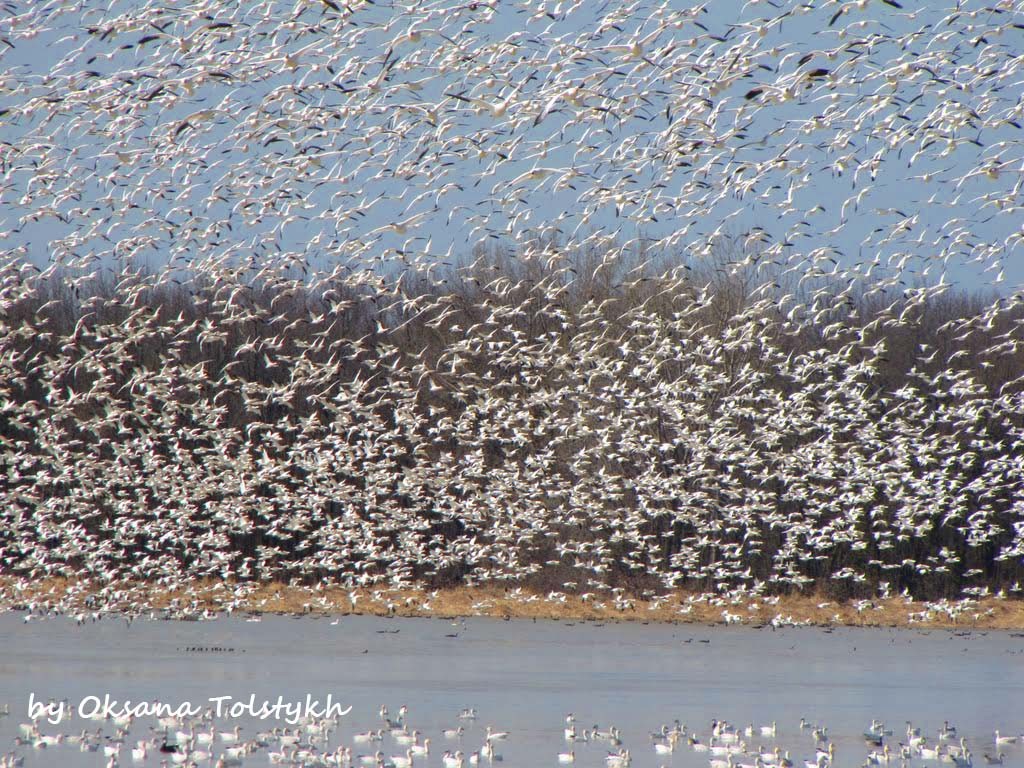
{"left": 1, "top": 0, "right": 1024, "bottom": 613}
{"left": 3, "top": 705, "right": 1023, "bottom": 768}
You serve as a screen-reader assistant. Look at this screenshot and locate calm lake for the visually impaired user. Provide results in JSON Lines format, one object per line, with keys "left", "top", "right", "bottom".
{"left": 1, "top": 612, "right": 1022, "bottom": 767}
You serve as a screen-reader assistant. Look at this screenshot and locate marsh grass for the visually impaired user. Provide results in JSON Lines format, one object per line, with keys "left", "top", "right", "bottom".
{"left": 3, "top": 577, "right": 1021, "bottom": 629}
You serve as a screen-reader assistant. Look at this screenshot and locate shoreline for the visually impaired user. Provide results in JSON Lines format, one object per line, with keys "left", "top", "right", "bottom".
{"left": 3, "top": 579, "right": 1024, "bottom": 629}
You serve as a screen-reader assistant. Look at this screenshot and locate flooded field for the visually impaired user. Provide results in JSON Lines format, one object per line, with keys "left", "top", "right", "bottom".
{"left": 1, "top": 612, "right": 1022, "bottom": 767}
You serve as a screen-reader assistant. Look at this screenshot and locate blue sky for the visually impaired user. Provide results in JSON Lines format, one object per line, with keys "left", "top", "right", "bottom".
{"left": 1, "top": 0, "right": 1022, "bottom": 298}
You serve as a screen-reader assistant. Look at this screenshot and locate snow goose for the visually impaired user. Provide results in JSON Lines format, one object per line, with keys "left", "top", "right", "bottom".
{"left": 919, "top": 745, "right": 942, "bottom": 761}
{"left": 655, "top": 736, "right": 677, "bottom": 756}
{"left": 482, "top": 740, "right": 502, "bottom": 761}
{"left": 865, "top": 746, "right": 891, "bottom": 765}
{"left": 949, "top": 739, "right": 970, "bottom": 758}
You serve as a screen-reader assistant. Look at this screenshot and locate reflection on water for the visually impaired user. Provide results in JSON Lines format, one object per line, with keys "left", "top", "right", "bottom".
{"left": 1, "top": 613, "right": 1022, "bottom": 767}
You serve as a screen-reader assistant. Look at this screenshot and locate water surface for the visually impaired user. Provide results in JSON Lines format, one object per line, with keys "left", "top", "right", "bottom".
{"left": 1, "top": 612, "right": 1022, "bottom": 767}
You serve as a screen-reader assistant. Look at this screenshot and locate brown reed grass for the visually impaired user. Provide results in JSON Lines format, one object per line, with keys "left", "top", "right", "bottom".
{"left": 2, "top": 577, "right": 1022, "bottom": 629}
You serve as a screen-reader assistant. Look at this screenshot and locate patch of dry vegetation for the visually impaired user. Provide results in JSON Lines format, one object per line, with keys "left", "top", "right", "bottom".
{"left": 3, "top": 578, "right": 1023, "bottom": 629}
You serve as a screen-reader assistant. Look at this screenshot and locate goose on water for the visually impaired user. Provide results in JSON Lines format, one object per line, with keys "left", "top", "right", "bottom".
{"left": 195, "top": 726, "right": 215, "bottom": 745}
{"left": 481, "top": 741, "right": 500, "bottom": 761}
{"left": 865, "top": 746, "right": 891, "bottom": 765}
{"left": 655, "top": 737, "right": 677, "bottom": 755}
{"left": 920, "top": 745, "right": 943, "bottom": 760}
{"left": 189, "top": 746, "right": 211, "bottom": 763}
